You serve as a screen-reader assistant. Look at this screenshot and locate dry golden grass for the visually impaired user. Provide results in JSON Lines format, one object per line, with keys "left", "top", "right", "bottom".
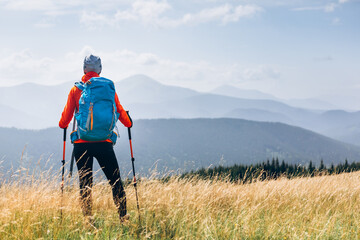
{"left": 1, "top": 169, "right": 360, "bottom": 239}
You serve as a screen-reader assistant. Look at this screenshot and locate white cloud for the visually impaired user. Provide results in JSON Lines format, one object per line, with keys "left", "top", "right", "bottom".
{"left": 223, "top": 4, "right": 263, "bottom": 23}
{"left": 112, "top": 0, "right": 171, "bottom": 26}
{"left": 0, "top": 47, "right": 281, "bottom": 91}
{"left": 0, "top": 49, "right": 55, "bottom": 85}
{"left": 80, "top": 11, "right": 116, "bottom": 29}
{"left": 1, "top": 0, "right": 56, "bottom": 11}
{"left": 324, "top": 3, "right": 337, "bottom": 12}
{"left": 1, "top": 0, "right": 262, "bottom": 28}
{"left": 132, "top": 0, "right": 171, "bottom": 20}
{"left": 292, "top": 6, "right": 323, "bottom": 11}
{"left": 242, "top": 65, "right": 281, "bottom": 81}
{"left": 292, "top": 4, "right": 338, "bottom": 13}
{"left": 0, "top": 0, "right": 131, "bottom": 16}
{"left": 172, "top": 4, "right": 262, "bottom": 26}
{"left": 83, "top": 49, "right": 280, "bottom": 91}
{"left": 34, "top": 18, "right": 56, "bottom": 28}
{"left": 292, "top": 0, "right": 349, "bottom": 13}
{"left": 180, "top": 4, "right": 233, "bottom": 25}
{"left": 80, "top": 2, "right": 262, "bottom": 28}
{"left": 0, "top": 0, "right": 128, "bottom": 11}
{"left": 34, "top": 22, "right": 54, "bottom": 28}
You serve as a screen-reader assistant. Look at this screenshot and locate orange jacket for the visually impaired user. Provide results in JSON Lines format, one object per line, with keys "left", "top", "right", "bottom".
{"left": 59, "top": 72, "right": 132, "bottom": 143}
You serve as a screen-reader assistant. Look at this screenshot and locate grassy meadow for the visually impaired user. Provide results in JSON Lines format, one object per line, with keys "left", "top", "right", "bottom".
{"left": 1, "top": 168, "right": 360, "bottom": 239}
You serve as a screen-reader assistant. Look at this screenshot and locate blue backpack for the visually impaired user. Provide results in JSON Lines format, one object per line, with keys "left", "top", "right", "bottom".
{"left": 70, "top": 77, "right": 119, "bottom": 144}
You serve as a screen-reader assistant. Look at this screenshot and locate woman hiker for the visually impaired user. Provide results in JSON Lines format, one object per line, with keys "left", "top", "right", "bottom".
{"left": 59, "top": 54, "right": 132, "bottom": 223}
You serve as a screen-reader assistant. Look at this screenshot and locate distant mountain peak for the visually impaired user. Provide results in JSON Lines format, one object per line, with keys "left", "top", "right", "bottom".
{"left": 120, "top": 74, "right": 162, "bottom": 86}
{"left": 212, "top": 84, "right": 240, "bottom": 91}
{"left": 211, "top": 84, "right": 276, "bottom": 100}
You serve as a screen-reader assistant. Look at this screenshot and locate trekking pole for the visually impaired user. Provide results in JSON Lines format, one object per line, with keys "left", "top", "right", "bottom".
{"left": 69, "top": 115, "right": 76, "bottom": 178}
{"left": 61, "top": 128, "right": 67, "bottom": 219}
{"left": 126, "top": 111, "right": 141, "bottom": 223}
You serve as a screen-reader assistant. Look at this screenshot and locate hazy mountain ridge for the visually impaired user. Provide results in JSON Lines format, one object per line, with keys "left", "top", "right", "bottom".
{"left": 211, "top": 84, "right": 337, "bottom": 110}
{"left": 0, "top": 81, "right": 73, "bottom": 128}
{"left": 211, "top": 85, "right": 277, "bottom": 100}
{"left": 224, "top": 108, "right": 294, "bottom": 124}
{"left": 0, "top": 104, "right": 45, "bottom": 129}
{"left": 116, "top": 75, "right": 199, "bottom": 104}
{"left": 1, "top": 119, "right": 360, "bottom": 176}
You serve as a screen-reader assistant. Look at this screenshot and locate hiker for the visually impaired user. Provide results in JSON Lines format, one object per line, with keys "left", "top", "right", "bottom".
{"left": 59, "top": 54, "right": 132, "bottom": 223}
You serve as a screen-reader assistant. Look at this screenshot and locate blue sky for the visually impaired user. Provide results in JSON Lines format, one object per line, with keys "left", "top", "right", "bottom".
{"left": 0, "top": 0, "right": 359, "bottom": 108}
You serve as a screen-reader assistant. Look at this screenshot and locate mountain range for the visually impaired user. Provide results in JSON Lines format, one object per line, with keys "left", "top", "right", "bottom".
{"left": 211, "top": 84, "right": 338, "bottom": 110}
{"left": 0, "top": 74, "right": 359, "bottom": 146}
{"left": 1, "top": 119, "right": 360, "bottom": 176}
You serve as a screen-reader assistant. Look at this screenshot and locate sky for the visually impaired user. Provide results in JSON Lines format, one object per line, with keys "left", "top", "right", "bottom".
{"left": 0, "top": 0, "right": 359, "bottom": 109}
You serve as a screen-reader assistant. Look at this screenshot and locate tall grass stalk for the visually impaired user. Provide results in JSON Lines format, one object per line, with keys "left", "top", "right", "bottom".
{"left": 1, "top": 168, "right": 360, "bottom": 239}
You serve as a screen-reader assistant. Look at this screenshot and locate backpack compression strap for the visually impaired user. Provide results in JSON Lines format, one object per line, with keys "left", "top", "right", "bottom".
{"left": 74, "top": 81, "right": 85, "bottom": 91}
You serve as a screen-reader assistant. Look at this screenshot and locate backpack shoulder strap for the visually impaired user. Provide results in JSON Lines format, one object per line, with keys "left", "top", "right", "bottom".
{"left": 74, "top": 81, "right": 84, "bottom": 91}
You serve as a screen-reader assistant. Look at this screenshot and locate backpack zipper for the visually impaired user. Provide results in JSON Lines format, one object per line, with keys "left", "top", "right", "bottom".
{"left": 109, "top": 105, "right": 115, "bottom": 131}
{"left": 90, "top": 104, "right": 94, "bottom": 131}
{"left": 86, "top": 103, "right": 93, "bottom": 131}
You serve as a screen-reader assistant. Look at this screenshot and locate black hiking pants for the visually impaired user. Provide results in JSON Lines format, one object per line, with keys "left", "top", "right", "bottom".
{"left": 74, "top": 142, "right": 126, "bottom": 217}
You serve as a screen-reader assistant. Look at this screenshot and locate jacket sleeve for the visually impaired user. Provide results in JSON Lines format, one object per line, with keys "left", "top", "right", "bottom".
{"left": 115, "top": 93, "right": 132, "bottom": 128}
{"left": 59, "top": 87, "right": 77, "bottom": 129}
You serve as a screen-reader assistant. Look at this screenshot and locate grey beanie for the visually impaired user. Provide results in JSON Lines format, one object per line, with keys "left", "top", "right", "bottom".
{"left": 83, "top": 54, "right": 102, "bottom": 74}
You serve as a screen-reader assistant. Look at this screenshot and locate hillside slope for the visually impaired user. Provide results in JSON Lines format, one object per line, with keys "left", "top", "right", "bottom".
{"left": 1, "top": 119, "right": 359, "bottom": 175}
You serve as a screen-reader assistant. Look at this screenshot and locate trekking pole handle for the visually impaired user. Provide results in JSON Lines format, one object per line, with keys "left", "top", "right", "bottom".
{"left": 63, "top": 128, "right": 67, "bottom": 142}
{"left": 127, "top": 127, "right": 132, "bottom": 140}
{"left": 126, "top": 111, "right": 134, "bottom": 158}
{"left": 128, "top": 128, "right": 134, "bottom": 160}
{"left": 62, "top": 128, "right": 67, "bottom": 162}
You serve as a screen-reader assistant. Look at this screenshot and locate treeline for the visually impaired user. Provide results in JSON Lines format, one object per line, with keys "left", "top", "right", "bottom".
{"left": 181, "top": 158, "right": 360, "bottom": 182}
